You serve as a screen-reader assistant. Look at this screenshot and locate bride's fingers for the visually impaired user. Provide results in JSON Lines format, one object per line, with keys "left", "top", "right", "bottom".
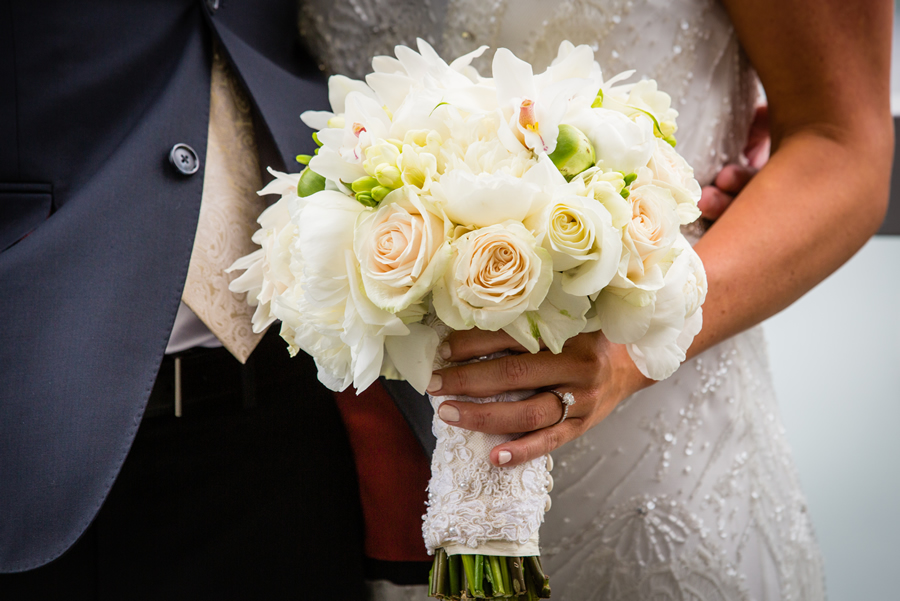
{"left": 698, "top": 186, "right": 734, "bottom": 221}
{"left": 489, "top": 418, "right": 586, "bottom": 468}
{"left": 441, "top": 329, "right": 543, "bottom": 362}
{"left": 428, "top": 349, "right": 575, "bottom": 398}
{"left": 437, "top": 391, "right": 574, "bottom": 435}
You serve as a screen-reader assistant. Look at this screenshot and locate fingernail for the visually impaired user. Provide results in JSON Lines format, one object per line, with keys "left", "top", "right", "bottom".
{"left": 427, "top": 373, "right": 442, "bottom": 393}
{"left": 438, "top": 403, "right": 459, "bottom": 423}
{"left": 498, "top": 450, "right": 512, "bottom": 465}
{"left": 438, "top": 342, "right": 451, "bottom": 360}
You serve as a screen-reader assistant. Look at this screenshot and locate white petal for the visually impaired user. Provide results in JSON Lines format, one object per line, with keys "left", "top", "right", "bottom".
{"left": 366, "top": 72, "right": 413, "bottom": 112}
{"left": 371, "top": 55, "right": 405, "bottom": 74}
{"left": 503, "top": 276, "right": 590, "bottom": 354}
{"left": 308, "top": 148, "right": 366, "bottom": 184}
{"left": 300, "top": 110, "right": 333, "bottom": 131}
{"left": 328, "top": 75, "right": 377, "bottom": 114}
{"left": 449, "top": 45, "right": 489, "bottom": 72}
{"left": 492, "top": 48, "right": 536, "bottom": 104}
{"left": 384, "top": 323, "right": 440, "bottom": 394}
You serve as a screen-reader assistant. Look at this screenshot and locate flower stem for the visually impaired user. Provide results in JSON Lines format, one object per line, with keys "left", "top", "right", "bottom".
{"left": 508, "top": 557, "right": 526, "bottom": 596}
{"left": 487, "top": 555, "right": 505, "bottom": 596}
{"left": 449, "top": 553, "right": 462, "bottom": 598}
{"left": 461, "top": 554, "right": 477, "bottom": 597}
{"left": 429, "top": 550, "right": 551, "bottom": 599}
{"left": 474, "top": 554, "right": 485, "bottom": 597}
{"left": 526, "top": 556, "right": 552, "bottom": 598}
{"left": 430, "top": 548, "right": 449, "bottom": 598}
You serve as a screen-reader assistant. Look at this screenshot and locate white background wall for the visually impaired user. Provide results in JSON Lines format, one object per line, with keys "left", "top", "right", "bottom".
{"left": 758, "top": 8, "right": 900, "bottom": 598}
{"left": 762, "top": 236, "right": 900, "bottom": 597}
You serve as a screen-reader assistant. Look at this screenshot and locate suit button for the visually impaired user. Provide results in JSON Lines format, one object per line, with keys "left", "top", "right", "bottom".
{"left": 169, "top": 144, "right": 200, "bottom": 175}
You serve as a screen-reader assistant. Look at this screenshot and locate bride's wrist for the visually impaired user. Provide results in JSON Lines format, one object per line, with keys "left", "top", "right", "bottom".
{"left": 608, "top": 341, "right": 655, "bottom": 401}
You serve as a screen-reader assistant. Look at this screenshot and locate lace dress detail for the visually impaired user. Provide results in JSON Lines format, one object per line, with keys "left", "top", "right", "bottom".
{"left": 298, "top": 1, "right": 825, "bottom": 598}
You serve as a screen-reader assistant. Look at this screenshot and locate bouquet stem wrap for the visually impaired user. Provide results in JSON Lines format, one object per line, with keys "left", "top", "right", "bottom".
{"left": 423, "top": 345, "right": 553, "bottom": 599}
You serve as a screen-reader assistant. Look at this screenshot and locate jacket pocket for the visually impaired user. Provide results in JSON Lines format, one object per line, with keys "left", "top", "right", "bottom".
{"left": 0, "top": 182, "right": 53, "bottom": 251}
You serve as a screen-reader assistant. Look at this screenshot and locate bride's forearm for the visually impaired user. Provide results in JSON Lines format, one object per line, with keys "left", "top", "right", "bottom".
{"left": 687, "top": 123, "right": 893, "bottom": 359}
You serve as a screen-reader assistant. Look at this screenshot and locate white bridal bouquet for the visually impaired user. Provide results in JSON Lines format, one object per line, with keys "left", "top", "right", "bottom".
{"left": 228, "top": 39, "right": 706, "bottom": 600}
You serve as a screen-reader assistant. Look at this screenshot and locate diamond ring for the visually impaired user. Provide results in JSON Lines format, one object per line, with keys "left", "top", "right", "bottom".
{"left": 548, "top": 389, "right": 576, "bottom": 426}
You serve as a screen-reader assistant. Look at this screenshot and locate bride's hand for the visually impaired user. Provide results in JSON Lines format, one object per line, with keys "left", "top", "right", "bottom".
{"left": 425, "top": 328, "right": 653, "bottom": 468}
{"left": 699, "top": 104, "right": 770, "bottom": 220}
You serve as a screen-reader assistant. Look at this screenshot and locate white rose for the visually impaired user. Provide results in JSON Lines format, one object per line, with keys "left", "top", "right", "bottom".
{"left": 525, "top": 194, "right": 623, "bottom": 297}
{"left": 354, "top": 189, "right": 452, "bottom": 314}
{"left": 646, "top": 139, "right": 702, "bottom": 224}
{"left": 565, "top": 107, "right": 655, "bottom": 174}
{"left": 433, "top": 221, "right": 553, "bottom": 331}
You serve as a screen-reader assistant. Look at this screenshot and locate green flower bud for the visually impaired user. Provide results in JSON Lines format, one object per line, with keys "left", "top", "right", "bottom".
{"left": 549, "top": 124, "right": 596, "bottom": 179}
{"left": 295, "top": 154, "right": 312, "bottom": 165}
{"left": 351, "top": 176, "right": 379, "bottom": 195}
{"left": 591, "top": 89, "right": 604, "bottom": 108}
{"left": 297, "top": 167, "right": 326, "bottom": 198}
{"left": 355, "top": 192, "right": 378, "bottom": 208}
{"left": 623, "top": 172, "right": 638, "bottom": 186}
{"left": 620, "top": 188, "right": 630, "bottom": 199}
{"left": 371, "top": 186, "right": 391, "bottom": 202}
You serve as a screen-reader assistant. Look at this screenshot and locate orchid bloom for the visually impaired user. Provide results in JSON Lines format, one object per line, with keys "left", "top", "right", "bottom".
{"left": 493, "top": 48, "right": 591, "bottom": 156}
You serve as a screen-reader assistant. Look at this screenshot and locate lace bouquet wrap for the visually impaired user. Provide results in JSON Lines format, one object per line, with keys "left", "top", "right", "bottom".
{"left": 229, "top": 39, "right": 708, "bottom": 600}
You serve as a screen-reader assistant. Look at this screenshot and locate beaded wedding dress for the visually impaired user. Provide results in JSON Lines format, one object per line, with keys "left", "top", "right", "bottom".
{"left": 299, "top": 1, "right": 826, "bottom": 599}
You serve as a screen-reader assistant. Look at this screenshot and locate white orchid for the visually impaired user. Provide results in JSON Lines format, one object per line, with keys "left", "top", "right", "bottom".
{"left": 493, "top": 48, "right": 590, "bottom": 155}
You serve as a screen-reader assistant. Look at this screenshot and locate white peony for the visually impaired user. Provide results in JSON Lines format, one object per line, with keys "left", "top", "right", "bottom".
{"left": 627, "top": 238, "right": 707, "bottom": 380}
{"left": 226, "top": 169, "right": 303, "bottom": 333}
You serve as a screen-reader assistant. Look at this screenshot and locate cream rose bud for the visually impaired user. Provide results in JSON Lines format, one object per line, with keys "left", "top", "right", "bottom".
{"left": 354, "top": 189, "right": 452, "bottom": 314}
{"left": 433, "top": 221, "right": 553, "bottom": 331}
{"left": 623, "top": 183, "right": 681, "bottom": 278}
{"left": 646, "top": 139, "right": 702, "bottom": 224}
{"left": 525, "top": 195, "right": 622, "bottom": 297}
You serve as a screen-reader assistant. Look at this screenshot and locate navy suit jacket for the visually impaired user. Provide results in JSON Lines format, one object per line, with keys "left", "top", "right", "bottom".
{"left": 0, "top": 0, "right": 433, "bottom": 572}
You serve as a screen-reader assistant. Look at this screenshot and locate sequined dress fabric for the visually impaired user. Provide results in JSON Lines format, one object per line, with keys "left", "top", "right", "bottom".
{"left": 298, "top": 1, "right": 826, "bottom": 599}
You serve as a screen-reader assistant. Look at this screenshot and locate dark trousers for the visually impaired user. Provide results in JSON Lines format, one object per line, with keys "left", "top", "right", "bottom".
{"left": 0, "top": 331, "right": 366, "bottom": 600}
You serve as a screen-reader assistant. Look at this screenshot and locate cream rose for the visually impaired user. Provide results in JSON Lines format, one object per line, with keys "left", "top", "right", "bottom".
{"left": 622, "top": 183, "right": 681, "bottom": 279}
{"left": 646, "top": 139, "right": 702, "bottom": 224}
{"left": 433, "top": 221, "right": 553, "bottom": 331}
{"left": 354, "top": 189, "right": 451, "bottom": 314}
{"left": 525, "top": 195, "right": 622, "bottom": 297}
